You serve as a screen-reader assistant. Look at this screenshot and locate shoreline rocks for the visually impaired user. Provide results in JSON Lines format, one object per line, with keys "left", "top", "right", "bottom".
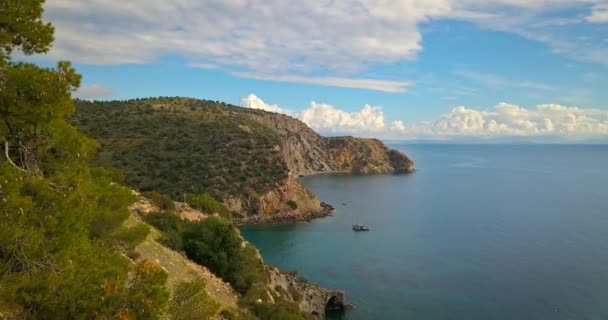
{"left": 235, "top": 202, "right": 334, "bottom": 225}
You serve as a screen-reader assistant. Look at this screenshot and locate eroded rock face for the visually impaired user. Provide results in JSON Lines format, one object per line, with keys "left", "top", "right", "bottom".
{"left": 267, "top": 268, "right": 351, "bottom": 319}
{"left": 325, "top": 136, "right": 415, "bottom": 174}
{"left": 235, "top": 112, "right": 415, "bottom": 222}
{"left": 245, "top": 113, "right": 415, "bottom": 176}
{"left": 234, "top": 174, "right": 334, "bottom": 224}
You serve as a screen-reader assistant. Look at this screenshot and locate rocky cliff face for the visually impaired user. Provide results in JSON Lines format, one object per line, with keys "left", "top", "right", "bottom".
{"left": 234, "top": 174, "right": 333, "bottom": 224}
{"left": 325, "top": 136, "right": 414, "bottom": 174}
{"left": 240, "top": 112, "right": 415, "bottom": 222}
{"left": 247, "top": 112, "right": 415, "bottom": 176}
{"left": 267, "top": 268, "right": 350, "bottom": 319}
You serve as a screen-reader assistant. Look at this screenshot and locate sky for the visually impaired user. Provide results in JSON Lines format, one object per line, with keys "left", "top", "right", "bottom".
{"left": 32, "top": 0, "right": 608, "bottom": 141}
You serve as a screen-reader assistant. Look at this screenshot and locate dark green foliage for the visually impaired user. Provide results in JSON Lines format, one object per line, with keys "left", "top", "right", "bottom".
{"left": 251, "top": 299, "right": 312, "bottom": 320}
{"left": 182, "top": 217, "right": 267, "bottom": 294}
{"left": 124, "top": 259, "right": 170, "bottom": 319}
{"left": 170, "top": 279, "right": 220, "bottom": 320}
{"left": 146, "top": 212, "right": 268, "bottom": 295}
{"left": 144, "top": 211, "right": 185, "bottom": 250}
{"left": 0, "top": 1, "right": 169, "bottom": 317}
{"left": 70, "top": 98, "right": 290, "bottom": 214}
{"left": 187, "top": 193, "right": 231, "bottom": 218}
{"left": 219, "top": 309, "right": 239, "bottom": 320}
{"left": 112, "top": 224, "right": 151, "bottom": 251}
{"left": 0, "top": 0, "right": 55, "bottom": 58}
{"left": 287, "top": 200, "right": 298, "bottom": 210}
{"left": 143, "top": 191, "right": 176, "bottom": 211}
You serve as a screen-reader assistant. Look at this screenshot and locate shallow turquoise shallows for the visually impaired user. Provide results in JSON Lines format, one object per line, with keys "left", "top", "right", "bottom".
{"left": 240, "top": 144, "right": 608, "bottom": 320}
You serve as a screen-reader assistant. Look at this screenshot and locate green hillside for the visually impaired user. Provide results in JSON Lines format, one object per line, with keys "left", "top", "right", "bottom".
{"left": 71, "top": 98, "right": 289, "bottom": 215}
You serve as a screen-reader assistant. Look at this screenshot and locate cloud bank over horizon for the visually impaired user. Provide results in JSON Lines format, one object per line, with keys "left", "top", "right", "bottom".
{"left": 242, "top": 94, "right": 608, "bottom": 141}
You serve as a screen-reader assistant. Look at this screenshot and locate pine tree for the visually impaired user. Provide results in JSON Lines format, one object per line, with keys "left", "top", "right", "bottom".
{"left": 0, "top": 1, "right": 168, "bottom": 318}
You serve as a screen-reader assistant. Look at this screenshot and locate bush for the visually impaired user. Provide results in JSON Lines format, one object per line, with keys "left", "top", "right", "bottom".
{"left": 251, "top": 299, "right": 312, "bottom": 320}
{"left": 144, "top": 211, "right": 184, "bottom": 250}
{"left": 187, "top": 193, "right": 231, "bottom": 219}
{"left": 170, "top": 279, "right": 220, "bottom": 320}
{"left": 287, "top": 200, "right": 298, "bottom": 210}
{"left": 126, "top": 259, "right": 170, "bottom": 319}
{"left": 182, "top": 217, "right": 267, "bottom": 294}
{"left": 112, "top": 224, "right": 150, "bottom": 251}
{"left": 219, "top": 309, "right": 238, "bottom": 320}
{"left": 143, "top": 191, "right": 175, "bottom": 211}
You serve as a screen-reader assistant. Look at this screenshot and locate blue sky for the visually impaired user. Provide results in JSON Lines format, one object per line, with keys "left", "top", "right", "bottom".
{"left": 34, "top": 0, "right": 608, "bottom": 141}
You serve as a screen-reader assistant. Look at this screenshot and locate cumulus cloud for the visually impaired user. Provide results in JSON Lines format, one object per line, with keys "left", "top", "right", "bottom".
{"left": 240, "top": 94, "right": 294, "bottom": 116}
{"left": 39, "top": 0, "right": 608, "bottom": 91}
{"left": 408, "top": 103, "right": 608, "bottom": 139}
{"left": 74, "top": 84, "right": 114, "bottom": 99}
{"left": 299, "top": 103, "right": 390, "bottom": 134}
{"left": 244, "top": 95, "right": 608, "bottom": 140}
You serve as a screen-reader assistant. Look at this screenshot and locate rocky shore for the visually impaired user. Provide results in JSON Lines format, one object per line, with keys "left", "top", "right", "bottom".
{"left": 235, "top": 202, "right": 334, "bottom": 225}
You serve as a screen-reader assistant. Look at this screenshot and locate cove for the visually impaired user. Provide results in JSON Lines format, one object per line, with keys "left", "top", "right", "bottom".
{"left": 241, "top": 144, "right": 608, "bottom": 319}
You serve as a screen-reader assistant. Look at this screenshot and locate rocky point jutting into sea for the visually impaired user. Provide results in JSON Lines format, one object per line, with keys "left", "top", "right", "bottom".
{"left": 71, "top": 97, "right": 415, "bottom": 224}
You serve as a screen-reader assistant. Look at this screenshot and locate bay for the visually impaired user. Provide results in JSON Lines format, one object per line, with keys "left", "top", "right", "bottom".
{"left": 241, "top": 144, "right": 608, "bottom": 319}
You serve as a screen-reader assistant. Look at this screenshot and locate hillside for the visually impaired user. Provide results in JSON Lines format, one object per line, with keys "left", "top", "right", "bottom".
{"left": 128, "top": 193, "right": 349, "bottom": 319}
{"left": 71, "top": 97, "right": 414, "bottom": 222}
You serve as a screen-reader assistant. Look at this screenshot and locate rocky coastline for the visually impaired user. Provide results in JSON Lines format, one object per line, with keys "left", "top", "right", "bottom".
{"left": 235, "top": 202, "right": 334, "bottom": 225}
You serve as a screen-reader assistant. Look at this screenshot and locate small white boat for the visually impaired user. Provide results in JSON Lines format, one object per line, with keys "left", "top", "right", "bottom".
{"left": 352, "top": 224, "right": 371, "bottom": 231}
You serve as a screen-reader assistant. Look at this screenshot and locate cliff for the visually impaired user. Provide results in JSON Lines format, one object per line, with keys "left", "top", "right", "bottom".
{"left": 71, "top": 97, "right": 414, "bottom": 223}
{"left": 246, "top": 111, "right": 415, "bottom": 176}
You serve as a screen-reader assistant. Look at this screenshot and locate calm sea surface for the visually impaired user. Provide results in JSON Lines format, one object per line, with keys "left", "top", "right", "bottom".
{"left": 240, "top": 144, "right": 608, "bottom": 319}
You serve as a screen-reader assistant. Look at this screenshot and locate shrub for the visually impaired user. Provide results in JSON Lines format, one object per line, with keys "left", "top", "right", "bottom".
{"left": 126, "top": 259, "right": 170, "bottom": 319}
{"left": 251, "top": 299, "right": 312, "bottom": 320}
{"left": 170, "top": 279, "right": 220, "bottom": 320}
{"left": 187, "top": 193, "right": 231, "bottom": 219}
{"left": 143, "top": 191, "right": 176, "bottom": 211}
{"left": 287, "top": 200, "right": 298, "bottom": 210}
{"left": 182, "top": 217, "right": 267, "bottom": 294}
{"left": 112, "top": 224, "right": 150, "bottom": 251}
{"left": 144, "top": 211, "right": 185, "bottom": 250}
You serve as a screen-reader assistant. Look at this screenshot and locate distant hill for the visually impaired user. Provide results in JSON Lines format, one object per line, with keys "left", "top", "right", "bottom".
{"left": 71, "top": 97, "right": 414, "bottom": 222}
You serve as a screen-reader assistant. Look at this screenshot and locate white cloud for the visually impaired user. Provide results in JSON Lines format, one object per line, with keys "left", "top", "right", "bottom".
{"left": 240, "top": 94, "right": 294, "bottom": 116}
{"left": 299, "top": 102, "right": 393, "bottom": 134}
{"left": 74, "top": 84, "right": 114, "bottom": 99}
{"left": 245, "top": 94, "right": 608, "bottom": 140}
{"left": 408, "top": 103, "right": 608, "bottom": 139}
{"left": 586, "top": 4, "right": 608, "bottom": 23}
{"left": 233, "top": 73, "right": 413, "bottom": 93}
{"left": 39, "top": 0, "right": 608, "bottom": 92}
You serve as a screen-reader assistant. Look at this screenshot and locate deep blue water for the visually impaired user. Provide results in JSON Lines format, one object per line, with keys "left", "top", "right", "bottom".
{"left": 241, "top": 144, "right": 608, "bottom": 319}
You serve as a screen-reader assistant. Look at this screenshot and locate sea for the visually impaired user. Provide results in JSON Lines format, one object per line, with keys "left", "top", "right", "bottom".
{"left": 240, "top": 144, "right": 608, "bottom": 319}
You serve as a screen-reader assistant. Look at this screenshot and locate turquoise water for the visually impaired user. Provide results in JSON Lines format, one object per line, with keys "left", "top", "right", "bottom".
{"left": 241, "top": 145, "right": 608, "bottom": 319}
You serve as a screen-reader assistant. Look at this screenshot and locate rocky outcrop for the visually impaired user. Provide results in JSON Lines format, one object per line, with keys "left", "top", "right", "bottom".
{"left": 244, "top": 112, "right": 415, "bottom": 176}
{"left": 239, "top": 113, "right": 415, "bottom": 222}
{"left": 325, "top": 136, "right": 415, "bottom": 174}
{"left": 267, "top": 268, "right": 351, "bottom": 319}
{"left": 234, "top": 174, "right": 334, "bottom": 224}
